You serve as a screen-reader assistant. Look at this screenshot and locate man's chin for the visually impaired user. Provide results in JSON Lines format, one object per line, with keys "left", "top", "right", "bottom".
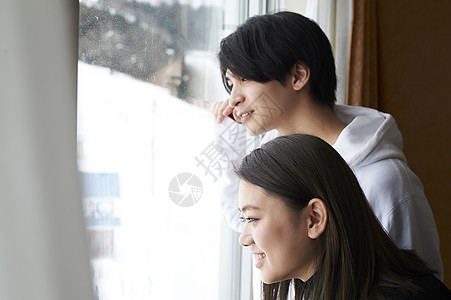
{"left": 245, "top": 125, "right": 267, "bottom": 137}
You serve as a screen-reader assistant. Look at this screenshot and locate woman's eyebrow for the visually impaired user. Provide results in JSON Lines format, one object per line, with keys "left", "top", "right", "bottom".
{"left": 238, "top": 204, "right": 261, "bottom": 213}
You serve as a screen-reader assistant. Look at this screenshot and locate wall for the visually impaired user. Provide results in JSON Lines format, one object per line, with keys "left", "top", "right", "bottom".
{"left": 377, "top": 0, "right": 451, "bottom": 285}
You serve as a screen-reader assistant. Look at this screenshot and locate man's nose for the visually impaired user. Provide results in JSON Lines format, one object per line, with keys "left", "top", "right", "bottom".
{"left": 229, "top": 94, "right": 244, "bottom": 108}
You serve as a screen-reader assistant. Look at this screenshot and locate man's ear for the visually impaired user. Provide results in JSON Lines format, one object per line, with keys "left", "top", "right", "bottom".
{"left": 306, "top": 198, "right": 327, "bottom": 239}
{"left": 291, "top": 62, "right": 310, "bottom": 91}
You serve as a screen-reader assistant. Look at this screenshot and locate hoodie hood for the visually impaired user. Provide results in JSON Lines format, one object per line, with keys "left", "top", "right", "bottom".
{"left": 333, "top": 105, "right": 407, "bottom": 168}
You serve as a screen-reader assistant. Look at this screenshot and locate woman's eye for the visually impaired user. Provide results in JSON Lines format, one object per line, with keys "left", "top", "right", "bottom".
{"left": 239, "top": 217, "right": 258, "bottom": 224}
{"left": 241, "top": 77, "right": 247, "bottom": 82}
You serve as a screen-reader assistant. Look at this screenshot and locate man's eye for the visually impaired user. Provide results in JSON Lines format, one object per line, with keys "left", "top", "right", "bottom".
{"left": 241, "top": 77, "right": 247, "bottom": 82}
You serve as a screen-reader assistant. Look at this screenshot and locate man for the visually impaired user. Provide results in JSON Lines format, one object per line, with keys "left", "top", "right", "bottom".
{"left": 212, "top": 11, "right": 443, "bottom": 279}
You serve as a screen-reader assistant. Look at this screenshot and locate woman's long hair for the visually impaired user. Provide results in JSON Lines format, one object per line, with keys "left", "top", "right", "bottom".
{"left": 236, "top": 134, "right": 435, "bottom": 300}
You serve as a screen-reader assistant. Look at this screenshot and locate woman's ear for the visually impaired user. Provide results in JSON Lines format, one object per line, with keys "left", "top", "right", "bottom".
{"left": 291, "top": 62, "right": 310, "bottom": 91}
{"left": 306, "top": 198, "right": 327, "bottom": 239}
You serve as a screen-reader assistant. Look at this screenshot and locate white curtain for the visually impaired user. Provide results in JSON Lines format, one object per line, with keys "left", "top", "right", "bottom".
{"left": 305, "top": 0, "right": 336, "bottom": 40}
{"left": 0, "top": 2, "right": 95, "bottom": 300}
{"left": 305, "top": 0, "right": 353, "bottom": 105}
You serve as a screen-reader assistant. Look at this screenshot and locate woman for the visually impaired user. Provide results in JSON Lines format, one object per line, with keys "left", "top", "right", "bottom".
{"left": 236, "top": 134, "right": 450, "bottom": 299}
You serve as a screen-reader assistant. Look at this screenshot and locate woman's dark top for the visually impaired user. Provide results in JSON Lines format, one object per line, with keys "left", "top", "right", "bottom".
{"left": 383, "top": 274, "right": 451, "bottom": 299}
{"left": 298, "top": 273, "right": 450, "bottom": 299}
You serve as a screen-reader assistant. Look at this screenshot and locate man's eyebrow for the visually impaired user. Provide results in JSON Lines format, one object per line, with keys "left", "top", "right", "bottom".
{"left": 238, "top": 205, "right": 261, "bottom": 212}
{"left": 225, "top": 71, "right": 239, "bottom": 79}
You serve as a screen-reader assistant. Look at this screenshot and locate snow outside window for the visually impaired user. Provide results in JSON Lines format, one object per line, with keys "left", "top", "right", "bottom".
{"left": 77, "top": 1, "right": 241, "bottom": 299}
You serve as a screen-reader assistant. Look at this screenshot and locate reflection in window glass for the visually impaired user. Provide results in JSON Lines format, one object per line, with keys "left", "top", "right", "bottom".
{"left": 77, "top": 1, "right": 233, "bottom": 299}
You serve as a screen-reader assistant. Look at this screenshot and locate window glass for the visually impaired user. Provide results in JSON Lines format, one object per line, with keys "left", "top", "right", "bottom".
{"left": 77, "top": 1, "right": 236, "bottom": 299}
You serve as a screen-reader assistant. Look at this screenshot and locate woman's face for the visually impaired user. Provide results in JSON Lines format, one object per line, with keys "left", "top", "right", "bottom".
{"left": 238, "top": 181, "right": 317, "bottom": 283}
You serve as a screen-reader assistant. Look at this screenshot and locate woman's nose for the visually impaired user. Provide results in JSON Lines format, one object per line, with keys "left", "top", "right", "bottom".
{"left": 239, "top": 229, "right": 254, "bottom": 247}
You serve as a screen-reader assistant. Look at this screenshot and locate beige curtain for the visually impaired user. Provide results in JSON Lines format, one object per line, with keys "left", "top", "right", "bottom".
{"left": 346, "top": 0, "right": 379, "bottom": 109}
{"left": 0, "top": 2, "right": 95, "bottom": 300}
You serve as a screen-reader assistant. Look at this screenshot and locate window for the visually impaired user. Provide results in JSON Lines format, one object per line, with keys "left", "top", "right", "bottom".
{"left": 77, "top": 1, "right": 348, "bottom": 299}
{"left": 77, "top": 1, "right": 244, "bottom": 299}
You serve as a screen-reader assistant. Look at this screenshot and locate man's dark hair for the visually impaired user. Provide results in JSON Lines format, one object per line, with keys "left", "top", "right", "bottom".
{"left": 218, "top": 11, "right": 337, "bottom": 108}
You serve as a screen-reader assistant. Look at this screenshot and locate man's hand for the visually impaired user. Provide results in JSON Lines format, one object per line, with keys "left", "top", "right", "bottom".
{"left": 212, "top": 100, "right": 241, "bottom": 124}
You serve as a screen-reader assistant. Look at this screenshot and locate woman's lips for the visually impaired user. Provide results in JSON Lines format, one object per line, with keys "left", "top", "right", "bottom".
{"left": 253, "top": 253, "right": 266, "bottom": 268}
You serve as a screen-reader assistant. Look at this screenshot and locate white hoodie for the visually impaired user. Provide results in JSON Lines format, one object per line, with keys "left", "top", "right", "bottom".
{"left": 214, "top": 104, "right": 444, "bottom": 280}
